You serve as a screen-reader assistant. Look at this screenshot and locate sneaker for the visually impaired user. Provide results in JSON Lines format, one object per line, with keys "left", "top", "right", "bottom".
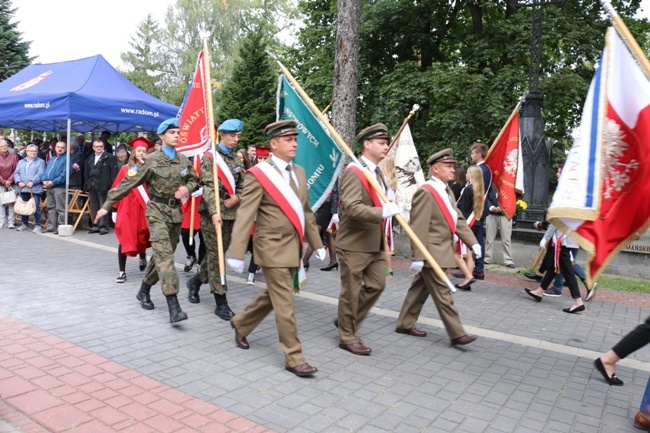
{"left": 116, "top": 272, "right": 127, "bottom": 283}
{"left": 33, "top": 226, "right": 43, "bottom": 234}
{"left": 16, "top": 224, "right": 28, "bottom": 232}
{"left": 184, "top": 256, "right": 197, "bottom": 272}
{"left": 8, "top": 224, "right": 15, "bottom": 229}
{"left": 543, "top": 288, "right": 562, "bottom": 297}
{"left": 247, "top": 273, "right": 255, "bottom": 285}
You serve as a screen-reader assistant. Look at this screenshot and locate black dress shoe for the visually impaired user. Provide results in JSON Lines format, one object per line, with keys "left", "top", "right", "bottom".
{"left": 285, "top": 363, "right": 318, "bottom": 377}
{"left": 455, "top": 278, "right": 476, "bottom": 290}
{"left": 396, "top": 327, "right": 427, "bottom": 337}
{"left": 320, "top": 262, "right": 339, "bottom": 271}
{"left": 451, "top": 335, "right": 478, "bottom": 346}
{"left": 333, "top": 319, "right": 338, "bottom": 329}
{"left": 99, "top": 229, "right": 109, "bottom": 235}
{"left": 339, "top": 341, "right": 372, "bottom": 355}
{"left": 231, "top": 320, "right": 249, "bottom": 350}
{"left": 524, "top": 288, "right": 542, "bottom": 302}
{"left": 88, "top": 227, "right": 99, "bottom": 233}
{"left": 524, "top": 272, "right": 543, "bottom": 282}
{"left": 593, "top": 357, "right": 623, "bottom": 385}
{"left": 562, "top": 305, "right": 585, "bottom": 314}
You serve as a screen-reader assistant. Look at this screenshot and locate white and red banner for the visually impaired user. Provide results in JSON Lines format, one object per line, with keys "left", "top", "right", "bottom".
{"left": 548, "top": 28, "right": 650, "bottom": 286}
{"left": 485, "top": 111, "right": 523, "bottom": 219}
{"left": 387, "top": 124, "right": 425, "bottom": 222}
{"left": 177, "top": 51, "right": 210, "bottom": 157}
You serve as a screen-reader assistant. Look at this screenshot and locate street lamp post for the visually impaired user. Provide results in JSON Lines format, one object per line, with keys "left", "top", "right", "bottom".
{"left": 510, "top": 0, "right": 565, "bottom": 227}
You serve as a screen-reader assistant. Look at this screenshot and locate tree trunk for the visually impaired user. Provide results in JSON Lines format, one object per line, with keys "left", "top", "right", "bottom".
{"left": 331, "top": 0, "right": 362, "bottom": 150}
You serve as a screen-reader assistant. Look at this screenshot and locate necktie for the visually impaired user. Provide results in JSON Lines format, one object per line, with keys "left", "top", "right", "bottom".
{"left": 286, "top": 165, "right": 298, "bottom": 194}
{"left": 375, "top": 167, "right": 385, "bottom": 192}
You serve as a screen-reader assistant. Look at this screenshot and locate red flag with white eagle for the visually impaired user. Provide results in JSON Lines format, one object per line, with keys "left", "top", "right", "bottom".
{"left": 177, "top": 51, "right": 210, "bottom": 157}
{"left": 548, "top": 27, "right": 650, "bottom": 286}
{"left": 484, "top": 110, "right": 522, "bottom": 219}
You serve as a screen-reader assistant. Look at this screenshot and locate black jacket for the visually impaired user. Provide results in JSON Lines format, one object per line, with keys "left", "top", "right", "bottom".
{"left": 85, "top": 152, "right": 117, "bottom": 193}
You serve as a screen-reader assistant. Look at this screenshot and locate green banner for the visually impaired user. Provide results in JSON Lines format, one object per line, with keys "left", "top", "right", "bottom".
{"left": 276, "top": 75, "right": 344, "bottom": 210}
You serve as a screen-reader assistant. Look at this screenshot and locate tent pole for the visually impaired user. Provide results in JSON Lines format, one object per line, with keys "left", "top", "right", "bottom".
{"left": 64, "top": 119, "right": 71, "bottom": 229}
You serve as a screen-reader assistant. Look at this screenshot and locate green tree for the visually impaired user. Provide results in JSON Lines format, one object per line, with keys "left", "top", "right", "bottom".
{"left": 0, "top": 0, "right": 32, "bottom": 81}
{"left": 120, "top": 14, "right": 165, "bottom": 100}
{"left": 215, "top": 31, "right": 276, "bottom": 148}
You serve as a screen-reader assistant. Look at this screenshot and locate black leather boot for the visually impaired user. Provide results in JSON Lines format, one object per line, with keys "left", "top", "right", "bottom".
{"left": 136, "top": 282, "right": 154, "bottom": 310}
{"left": 214, "top": 293, "right": 235, "bottom": 321}
{"left": 187, "top": 274, "right": 201, "bottom": 304}
{"left": 166, "top": 295, "right": 188, "bottom": 323}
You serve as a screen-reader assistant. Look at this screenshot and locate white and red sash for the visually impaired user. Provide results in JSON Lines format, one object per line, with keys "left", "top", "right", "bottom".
{"left": 552, "top": 232, "right": 567, "bottom": 272}
{"left": 346, "top": 162, "right": 383, "bottom": 208}
{"left": 422, "top": 179, "right": 458, "bottom": 236}
{"left": 248, "top": 162, "right": 305, "bottom": 243}
{"left": 205, "top": 150, "right": 236, "bottom": 197}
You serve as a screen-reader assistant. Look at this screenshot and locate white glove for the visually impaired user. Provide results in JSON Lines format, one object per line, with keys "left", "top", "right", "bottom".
{"left": 111, "top": 212, "right": 117, "bottom": 223}
{"left": 382, "top": 202, "right": 400, "bottom": 219}
{"left": 453, "top": 234, "right": 458, "bottom": 243}
{"left": 410, "top": 260, "right": 424, "bottom": 274}
{"left": 330, "top": 213, "right": 339, "bottom": 225}
{"left": 315, "top": 247, "right": 327, "bottom": 261}
{"left": 191, "top": 187, "right": 203, "bottom": 197}
{"left": 471, "top": 244, "right": 482, "bottom": 259}
{"left": 227, "top": 258, "right": 245, "bottom": 274}
{"left": 540, "top": 238, "right": 546, "bottom": 249}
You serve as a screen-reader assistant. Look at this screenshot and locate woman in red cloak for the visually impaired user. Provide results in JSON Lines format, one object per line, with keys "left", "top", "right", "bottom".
{"left": 113, "top": 137, "right": 153, "bottom": 283}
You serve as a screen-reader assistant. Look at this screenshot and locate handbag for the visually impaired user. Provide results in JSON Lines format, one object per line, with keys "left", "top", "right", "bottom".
{"left": 1, "top": 187, "right": 16, "bottom": 205}
{"left": 13, "top": 189, "right": 36, "bottom": 216}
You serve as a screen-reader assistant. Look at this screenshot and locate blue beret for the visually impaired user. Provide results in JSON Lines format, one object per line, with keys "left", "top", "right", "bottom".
{"left": 157, "top": 118, "right": 180, "bottom": 134}
{"left": 218, "top": 119, "right": 244, "bottom": 133}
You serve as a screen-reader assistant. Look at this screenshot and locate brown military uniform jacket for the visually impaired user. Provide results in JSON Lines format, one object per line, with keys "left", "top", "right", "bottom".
{"left": 336, "top": 165, "right": 385, "bottom": 253}
{"left": 230, "top": 162, "right": 322, "bottom": 267}
{"left": 410, "top": 179, "right": 477, "bottom": 268}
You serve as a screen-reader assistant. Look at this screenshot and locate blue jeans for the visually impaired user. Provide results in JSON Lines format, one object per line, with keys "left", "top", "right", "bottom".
{"left": 19, "top": 192, "right": 41, "bottom": 226}
{"left": 642, "top": 375, "right": 650, "bottom": 413}
{"left": 553, "top": 247, "right": 587, "bottom": 291}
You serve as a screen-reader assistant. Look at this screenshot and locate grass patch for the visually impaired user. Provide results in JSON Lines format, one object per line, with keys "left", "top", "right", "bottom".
{"left": 596, "top": 276, "right": 650, "bottom": 294}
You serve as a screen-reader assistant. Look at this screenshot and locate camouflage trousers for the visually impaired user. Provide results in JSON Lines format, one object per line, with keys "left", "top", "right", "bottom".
{"left": 143, "top": 220, "right": 181, "bottom": 296}
{"left": 198, "top": 215, "right": 234, "bottom": 295}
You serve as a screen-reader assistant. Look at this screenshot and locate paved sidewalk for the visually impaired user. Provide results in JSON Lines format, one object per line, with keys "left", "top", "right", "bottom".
{"left": 1, "top": 228, "right": 649, "bottom": 432}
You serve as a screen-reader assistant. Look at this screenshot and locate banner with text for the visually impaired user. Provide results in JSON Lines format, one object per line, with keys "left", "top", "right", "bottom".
{"left": 276, "top": 74, "right": 344, "bottom": 210}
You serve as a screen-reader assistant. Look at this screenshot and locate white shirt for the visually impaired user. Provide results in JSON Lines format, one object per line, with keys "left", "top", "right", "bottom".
{"left": 271, "top": 155, "right": 298, "bottom": 187}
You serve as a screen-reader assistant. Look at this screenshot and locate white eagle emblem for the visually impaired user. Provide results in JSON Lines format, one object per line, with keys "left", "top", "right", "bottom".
{"left": 603, "top": 119, "right": 638, "bottom": 200}
{"left": 504, "top": 149, "right": 518, "bottom": 176}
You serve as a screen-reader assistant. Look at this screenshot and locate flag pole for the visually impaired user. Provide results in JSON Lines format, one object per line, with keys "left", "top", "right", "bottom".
{"left": 485, "top": 96, "right": 524, "bottom": 159}
{"left": 268, "top": 52, "right": 458, "bottom": 293}
{"left": 387, "top": 104, "right": 420, "bottom": 154}
{"left": 321, "top": 98, "right": 335, "bottom": 116}
{"left": 601, "top": 0, "right": 650, "bottom": 77}
{"left": 203, "top": 38, "right": 227, "bottom": 287}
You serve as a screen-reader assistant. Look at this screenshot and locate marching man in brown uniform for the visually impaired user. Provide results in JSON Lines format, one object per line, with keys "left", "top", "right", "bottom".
{"left": 227, "top": 120, "right": 325, "bottom": 377}
{"left": 335, "top": 124, "right": 401, "bottom": 356}
{"left": 396, "top": 149, "right": 480, "bottom": 346}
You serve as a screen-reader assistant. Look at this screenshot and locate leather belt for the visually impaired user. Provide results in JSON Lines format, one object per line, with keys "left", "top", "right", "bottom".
{"left": 150, "top": 195, "right": 179, "bottom": 207}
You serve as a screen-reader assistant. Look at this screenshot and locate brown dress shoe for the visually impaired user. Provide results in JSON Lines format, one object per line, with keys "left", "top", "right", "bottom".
{"left": 286, "top": 363, "right": 318, "bottom": 377}
{"left": 451, "top": 335, "right": 478, "bottom": 346}
{"left": 634, "top": 410, "right": 650, "bottom": 431}
{"left": 230, "top": 321, "right": 249, "bottom": 350}
{"left": 396, "top": 327, "right": 427, "bottom": 337}
{"left": 472, "top": 272, "right": 485, "bottom": 280}
{"left": 339, "top": 341, "right": 372, "bottom": 355}
{"left": 451, "top": 270, "right": 465, "bottom": 279}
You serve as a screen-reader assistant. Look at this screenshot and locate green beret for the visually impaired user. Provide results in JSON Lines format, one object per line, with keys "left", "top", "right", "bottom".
{"left": 264, "top": 120, "right": 298, "bottom": 139}
{"left": 356, "top": 123, "right": 390, "bottom": 143}
{"left": 426, "top": 148, "right": 456, "bottom": 165}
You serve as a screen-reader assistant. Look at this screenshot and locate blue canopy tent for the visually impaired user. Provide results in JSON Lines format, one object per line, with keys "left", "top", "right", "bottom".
{"left": 0, "top": 55, "right": 180, "bottom": 234}
{"left": 0, "top": 55, "right": 178, "bottom": 132}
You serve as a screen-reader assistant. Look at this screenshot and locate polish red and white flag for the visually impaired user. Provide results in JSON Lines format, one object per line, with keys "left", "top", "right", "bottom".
{"left": 548, "top": 28, "right": 650, "bottom": 286}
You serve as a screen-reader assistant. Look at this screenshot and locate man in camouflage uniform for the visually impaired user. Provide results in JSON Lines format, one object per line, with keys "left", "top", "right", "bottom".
{"left": 96, "top": 118, "right": 199, "bottom": 323}
{"left": 187, "top": 119, "right": 244, "bottom": 320}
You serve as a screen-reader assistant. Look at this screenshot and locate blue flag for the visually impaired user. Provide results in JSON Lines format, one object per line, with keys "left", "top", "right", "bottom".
{"left": 276, "top": 75, "right": 344, "bottom": 210}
